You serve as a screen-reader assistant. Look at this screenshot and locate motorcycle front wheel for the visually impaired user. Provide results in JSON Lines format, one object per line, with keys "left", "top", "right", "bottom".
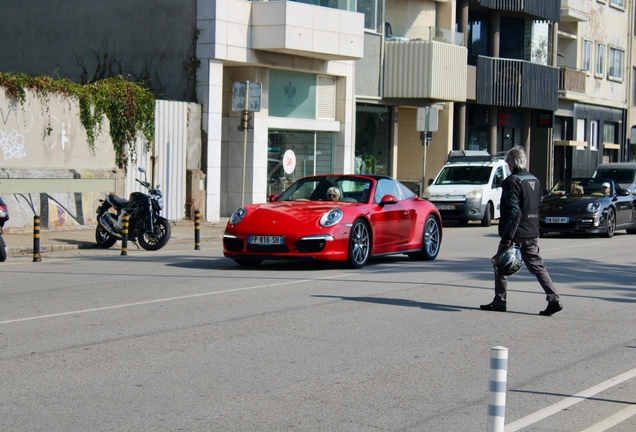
{"left": 0, "top": 234, "right": 7, "bottom": 262}
{"left": 95, "top": 224, "right": 118, "bottom": 249}
{"left": 138, "top": 217, "right": 171, "bottom": 251}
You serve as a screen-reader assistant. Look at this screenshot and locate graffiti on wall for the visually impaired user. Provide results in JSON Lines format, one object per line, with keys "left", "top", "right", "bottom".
{"left": 0, "top": 92, "right": 116, "bottom": 169}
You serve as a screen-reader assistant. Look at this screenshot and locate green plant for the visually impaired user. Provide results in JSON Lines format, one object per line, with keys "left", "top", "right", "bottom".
{"left": 0, "top": 72, "right": 155, "bottom": 170}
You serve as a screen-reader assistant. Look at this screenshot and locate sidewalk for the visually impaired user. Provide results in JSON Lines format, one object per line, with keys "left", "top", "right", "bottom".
{"left": 2, "top": 219, "right": 228, "bottom": 256}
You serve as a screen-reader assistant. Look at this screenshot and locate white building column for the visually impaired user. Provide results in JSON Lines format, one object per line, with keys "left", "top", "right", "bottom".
{"left": 198, "top": 59, "right": 223, "bottom": 223}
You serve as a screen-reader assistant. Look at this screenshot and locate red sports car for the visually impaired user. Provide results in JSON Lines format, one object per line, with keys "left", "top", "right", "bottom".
{"left": 223, "top": 174, "right": 442, "bottom": 268}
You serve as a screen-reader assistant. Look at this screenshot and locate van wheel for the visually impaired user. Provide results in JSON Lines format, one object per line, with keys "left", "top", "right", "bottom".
{"left": 481, "top": 203, "right": 492, "bottom": 227}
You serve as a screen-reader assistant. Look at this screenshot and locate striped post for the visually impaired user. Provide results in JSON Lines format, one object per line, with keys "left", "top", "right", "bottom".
{"left": 488, "top": 346, "right": 508, "bottom": 432}
{"left": 194, "top": 209, "right": 201, "bottom": 250}
{"left": 33, "top": 215, "right": 41, "bottom": 262}
{"left": 120, "top": 214, "right": 129, "bottom": 256}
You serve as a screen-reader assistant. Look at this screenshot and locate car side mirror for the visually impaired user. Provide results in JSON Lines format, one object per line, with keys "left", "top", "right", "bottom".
{"left": 619, "top": 189, "right": 630, "bottom": 196}
{"left": 428, "top": 179, "right": 434, "bottom": 186}
{"left": 268, "top": 194, "right": 278, "bottom": 202}
{"left": 379, "top": 194, "right": 398, "bottom": 206}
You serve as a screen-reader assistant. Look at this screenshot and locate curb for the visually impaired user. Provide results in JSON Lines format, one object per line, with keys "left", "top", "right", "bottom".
{"left": 5, "top": 234, "right": 225, "bottom": 256}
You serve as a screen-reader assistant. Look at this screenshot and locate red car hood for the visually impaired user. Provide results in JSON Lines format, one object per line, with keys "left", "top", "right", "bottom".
{"left": 245, "top": 201, "right": 351, "bottom": 227}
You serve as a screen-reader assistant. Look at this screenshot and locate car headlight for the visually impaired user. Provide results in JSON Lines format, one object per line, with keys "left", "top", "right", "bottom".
{"left": 586, "top": 201, "right": 601, "bottom": 213}
{"left": 422, "top": 189, "right": 431, "bottom": 199}
{"left": 319, "top": 209, "right": 343, "bottom": 228}
{"left": 230, "top": 207, "right": 247, "bottom": 225}
{"left": 466, "top": 188, "right": 483, "bottom": 199}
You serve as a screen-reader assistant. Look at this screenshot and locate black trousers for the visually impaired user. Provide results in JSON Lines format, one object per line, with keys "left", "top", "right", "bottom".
{"left": 493, "top": 237, "right": 559, "bottom": 304}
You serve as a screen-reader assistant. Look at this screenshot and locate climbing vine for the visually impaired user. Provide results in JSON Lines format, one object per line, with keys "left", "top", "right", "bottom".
{"left": 0, "top": 72, "right": 155, "bottom": 170}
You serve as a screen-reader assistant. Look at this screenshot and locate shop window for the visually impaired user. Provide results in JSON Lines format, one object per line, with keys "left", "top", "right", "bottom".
{"left": 355, "top": 104, "right": 390, "bottom": 175}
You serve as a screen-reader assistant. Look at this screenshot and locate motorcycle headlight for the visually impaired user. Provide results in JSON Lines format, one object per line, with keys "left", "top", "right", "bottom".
{"left": 230, "top": 207, "right": 247, "bottom": 225}
{"left": 156, "top": 196, "right": 164, "bottom": 210}
{"left": 586, "top": 201, "right": 601, "bottom": 213}
{"left": 466, "top": 188, "right": 483, "bottom": 199}
{"left": 319, "top": 209, "right": 343, "bottom": 228}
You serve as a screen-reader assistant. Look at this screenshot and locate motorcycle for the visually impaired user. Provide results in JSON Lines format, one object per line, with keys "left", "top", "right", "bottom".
{"left": 95, "top": 166, "right": 171, "bottom": 251}
{"left": 0, "top": 188, "right": 8, "bottom": 262}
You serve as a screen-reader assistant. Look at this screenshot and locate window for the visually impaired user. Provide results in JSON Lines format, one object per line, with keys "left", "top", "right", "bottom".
{"left": 609, "top": 47, "right": 624, "bottom": 80}
{"left": 582, "top": 40, "right": 592, "bottom": 72}
{"left": 596, "top": 44, "right": 605, "bottom": 76}
{"left": 611, "top": 0, "right": 625, "bottom": 7}
{"left": 604, "top": 122, "right": 617, "bottom": 144}
{"left": 356, "top": 0, "right": 382, "bottom": 32}
{"left": 590, "top": 120, "right": 599, "bottom": 151}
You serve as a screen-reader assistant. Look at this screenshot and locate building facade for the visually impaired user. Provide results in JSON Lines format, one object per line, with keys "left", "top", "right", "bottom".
{"left": 556, "top": 0, "right": 631, "bottom": 179}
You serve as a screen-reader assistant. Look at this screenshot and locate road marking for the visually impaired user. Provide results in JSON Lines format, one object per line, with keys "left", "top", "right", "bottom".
{"left": 0, "top": 273, "right": 353, "bottom": 325}
{"left": 579, "top": 404, "right": 636, "bottom": 432}
{"left": 505, "top": 367, "right": 636, "bottom": 431}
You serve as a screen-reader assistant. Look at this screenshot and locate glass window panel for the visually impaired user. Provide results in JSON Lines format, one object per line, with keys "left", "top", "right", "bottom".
{"left": 583, "top": 40, "right": 592, "bottom": 72}
{"left": 596, "top": 44, "right": 605, "bottom": 76}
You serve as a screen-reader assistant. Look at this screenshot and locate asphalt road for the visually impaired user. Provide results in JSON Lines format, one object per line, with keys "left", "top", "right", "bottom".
{"left": 1, "top": 224, "right": 635, "bottom": 431}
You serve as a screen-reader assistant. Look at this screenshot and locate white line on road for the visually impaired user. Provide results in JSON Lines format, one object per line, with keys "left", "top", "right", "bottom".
{"left": 579, "top": 404, "right": 636, "bottom": 432}
{"left": 0, "top": 273, "right": 353, "bottom": 325}
{"left": 505, "top": 367, "right": 636, "bottom": 431}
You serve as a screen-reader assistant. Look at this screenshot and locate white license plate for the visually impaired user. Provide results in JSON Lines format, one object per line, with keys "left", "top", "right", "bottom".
{"left": 436, "top": 204, "right": 456, "bottom": 210}
{"left": 545, "top": 217, "right": 569, "bottom": 224}
{"left": 248, "top": 235, "right": 284, "bottom": 245}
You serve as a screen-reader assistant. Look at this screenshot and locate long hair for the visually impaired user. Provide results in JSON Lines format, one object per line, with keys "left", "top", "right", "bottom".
{"left": 505, "top": 146, "right": 527, "bottom": 171}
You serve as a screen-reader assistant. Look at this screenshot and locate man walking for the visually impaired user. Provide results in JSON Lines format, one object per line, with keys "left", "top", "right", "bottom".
{"left": 480, "top": 146, "right": 563, "bottom": 315}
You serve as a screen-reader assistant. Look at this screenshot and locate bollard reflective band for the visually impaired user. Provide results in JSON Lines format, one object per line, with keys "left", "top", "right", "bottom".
{"left": 488, "top": 346, "right": 508, "bottom": 432}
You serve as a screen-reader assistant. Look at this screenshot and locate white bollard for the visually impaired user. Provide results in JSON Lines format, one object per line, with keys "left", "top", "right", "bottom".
{"left": 488, "top": 346, "right": 508, "bottom": 432}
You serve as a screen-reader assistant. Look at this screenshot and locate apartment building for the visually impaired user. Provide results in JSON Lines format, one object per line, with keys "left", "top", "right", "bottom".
{"left": 556, "top": 0, "right": 631, "bottom": 178}
{"left": 355, "top": 0, "right": 561, "bottom": 191}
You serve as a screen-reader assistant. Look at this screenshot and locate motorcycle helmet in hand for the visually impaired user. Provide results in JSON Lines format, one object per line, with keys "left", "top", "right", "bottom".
{"left": 491, "top": 245, "right": 523, "bottom": 276}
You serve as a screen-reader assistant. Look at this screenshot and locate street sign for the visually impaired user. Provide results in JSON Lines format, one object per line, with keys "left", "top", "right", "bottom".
{"left": 416, "top": 107, "right": 438, "bottom": 132}
{"left": 232, "top": 82, "right": 262, "bottom": 112}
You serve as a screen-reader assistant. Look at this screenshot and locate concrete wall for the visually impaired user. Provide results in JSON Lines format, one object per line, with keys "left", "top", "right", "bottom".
{"left": 0, "top": 88, "right": 202, "bottom": 230}
{"left": 0, "top": 0, "right": 197, "bottom": 101}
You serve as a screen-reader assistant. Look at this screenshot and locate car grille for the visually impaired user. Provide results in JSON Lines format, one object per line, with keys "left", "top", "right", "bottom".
{"left": 223, "top": 237, "right": 244, "bottom": 252}
{"left": 295, "top": 239, "right": 327, "bottom": 253}
{"left": 247, "top": 244, "right": 290, "bottom": 253}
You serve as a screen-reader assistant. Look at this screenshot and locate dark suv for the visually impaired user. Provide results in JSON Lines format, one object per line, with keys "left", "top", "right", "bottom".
{"left": 593, "top": 163, "right": 636, "bottom": 194}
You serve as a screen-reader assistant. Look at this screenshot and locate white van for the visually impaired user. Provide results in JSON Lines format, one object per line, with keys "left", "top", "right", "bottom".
{"left": 422, "top": 151, "right": 510, "bottom": 226}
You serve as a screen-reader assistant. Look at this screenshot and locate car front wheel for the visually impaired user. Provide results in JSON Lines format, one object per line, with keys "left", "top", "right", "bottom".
{"left": 346, "top": 220, "right": 370, "bottom": 268}
{"left": 602, "top": 208, "right": 616, "bottom": 238}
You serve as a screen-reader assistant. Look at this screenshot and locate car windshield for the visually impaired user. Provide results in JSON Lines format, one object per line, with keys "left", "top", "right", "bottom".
{"left": 434, "top": 166, "right": 492, "bottom": 185}
{"left": 549, "top": 178, "right": 612, "bottom": 196}
{"left": 277, "top": 176, "right": 374, "bottom": 203}
{"left": 594, "top": 169, "right": 636, "bottom": 184}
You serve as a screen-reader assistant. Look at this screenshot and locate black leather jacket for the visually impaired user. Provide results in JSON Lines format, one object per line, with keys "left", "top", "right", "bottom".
{"left": 498, "top": 169, "right": 542, "bottom": 243}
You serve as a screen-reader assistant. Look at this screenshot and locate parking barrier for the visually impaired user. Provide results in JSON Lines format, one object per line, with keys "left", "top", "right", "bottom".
{"left": 488, "top": 346, "right": 508, "bottom": 432}
{"left": 33, "top": 215, "right": 41, "bottom": 262}
{"left": 194, "top": 210, "right": 201, "bottom": 250}
{"left": 120, "top": 214, "right": 129, "bottom": 256}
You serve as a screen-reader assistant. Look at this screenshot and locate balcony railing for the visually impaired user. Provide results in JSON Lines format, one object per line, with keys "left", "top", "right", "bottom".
{"left": 476, "top": 56, "right": 558, "bottom": 111}
{"left": 558, "top": 67, "right": 585, "bottom": 94}
{"left": 479, "top": 0, "right": 560, "bottom": 23}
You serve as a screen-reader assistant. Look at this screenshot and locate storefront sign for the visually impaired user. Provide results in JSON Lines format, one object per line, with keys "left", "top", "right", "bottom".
{"left": 537, "top": 111, "right": 553, "bottom": 128}
{"left": 283, "top": 149, "right": 296, "bottom": 174}
{"left": 269, "top": 70, "right": 316, "bottom": 119}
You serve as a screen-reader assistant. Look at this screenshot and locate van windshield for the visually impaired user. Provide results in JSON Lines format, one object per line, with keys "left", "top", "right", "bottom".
{"left": 593, "top": 169, "right": 636, "bottom": 184}
{"left": 434, "top": 166, "right": 493, "bottom": 185}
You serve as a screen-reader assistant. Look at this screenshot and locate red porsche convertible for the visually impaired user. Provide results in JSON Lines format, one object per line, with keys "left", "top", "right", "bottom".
{"left": 223, "top": 174, "right": 443, "bottom": 268}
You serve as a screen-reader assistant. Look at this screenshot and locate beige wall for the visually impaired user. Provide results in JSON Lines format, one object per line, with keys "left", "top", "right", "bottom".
{"left": 396, "top": 106, "right": 453, "bottom": 189}
{"left": 385, "top": 0, "right": 436, "bottom": 39}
